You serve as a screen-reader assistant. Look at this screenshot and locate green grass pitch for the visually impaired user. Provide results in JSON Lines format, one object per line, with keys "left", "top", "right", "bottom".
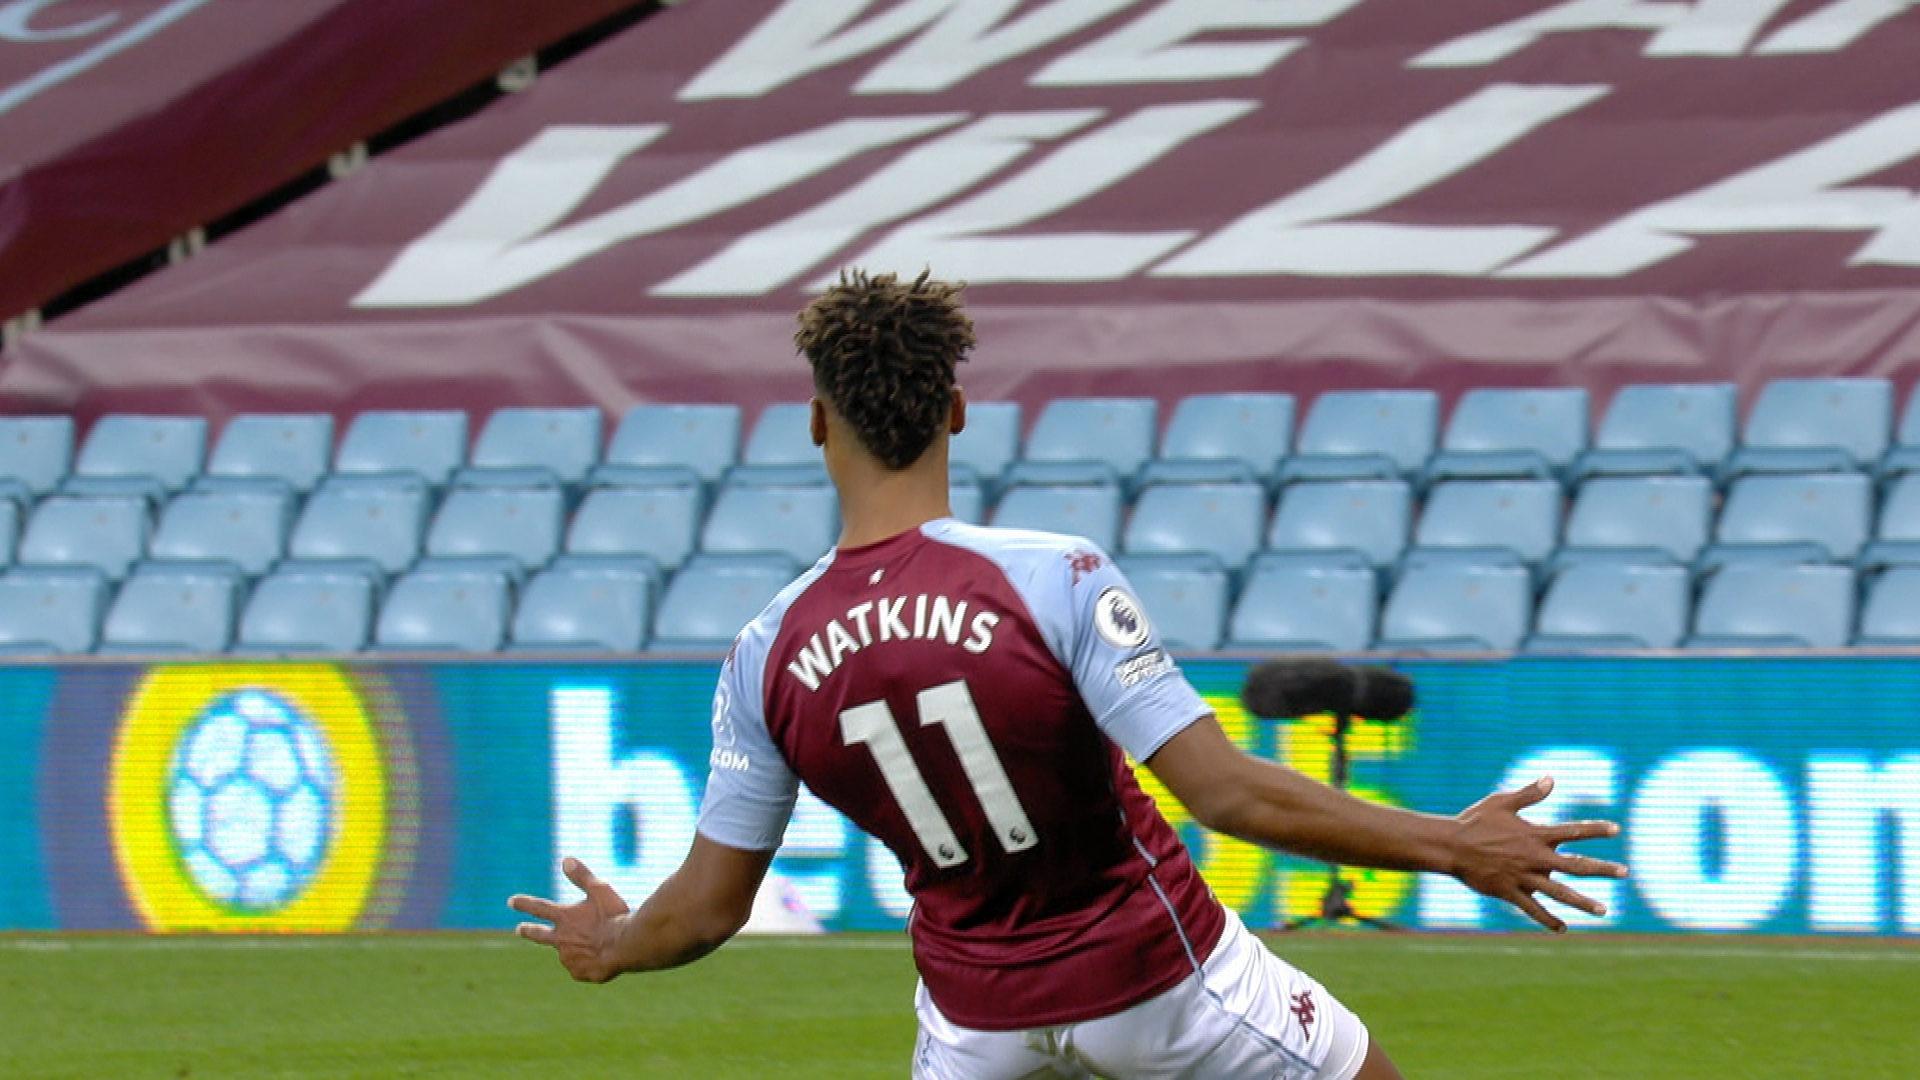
{"left": 3, "top": 933, "right": 1915, "bottom": 1078}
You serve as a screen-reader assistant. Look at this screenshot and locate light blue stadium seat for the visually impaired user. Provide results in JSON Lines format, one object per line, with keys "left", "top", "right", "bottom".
{"left": 1117, "top": 554, "right": 1228, "bottom": 651}
{"left": 1572, "top": 383, "right": 1736, "bottom": 480}
{"left": 950, "top": 467, "right": 985, "bottom": 525}
{"left": 723, "top": 463, "right": 831, "bottom": 488}
{"left": 374, "top": 568, "right": 511, "bottom": 652}
{"left": 744, "top": 403, "right": 817, "bottom": 467}
{"left": 1134, "top": 459, "right": 1261, "bottom": 488}
{"left": 18, "top": 496, "right": 150, "bottom": 579}
{"left": 0, "top": 499, "right": 19, "bottom": 565}
{"left": 567, "top": 486, "right": 700, "bottom": 571}
{"left": 1022, "top": 398, "right": 1157, "bottom": 479}
{"left": 333, "top": 410, "right": 468, "bottom": 487}
{"left": 651, "top": 553, "right": 800, "bottom": 651}
{"left": 1000, "top": 460, "right": 1124, "bottom": 490}
{"left": 1525, "top": 564, "right": 1690, "bottom": 652}
{"left": 1407, "top": 480, "right": 1561, "bottom": 568}
{"left": 594, "top": 404, "right": 740, "bottom": 487}
{"left": 1724, "top": 377, "right": 1892, "bottom": 480}
{"left": 66, "top": 415, "right": 207, "bottom": 501}
{"left": 1698, "top": 473, "right": 1872, "bottom": 570}
{"left": 545, "top": 553, "right": 662, "bottom": 595}
{"left": 1227, "top": 558, "right": 1375, "bottom": 652}
{"left": 288, "top": 487, "right": 428, "bottom": 576}
{"left": 148, "top": 491, "right": 292, "bottom": 577}
{"left": 950, "top": 402, "right": 1021, "bottom": 484}
{"left": 1860, "top": 474, "right": 1920, "bottom": 572}
{"left": 1265, "top": 480, "right": 1411, "bottom": 569}
{"left": 100, "top": 564, "right": 239, "bottom": 654}
{"left": 1879, "top": 384, "right": 1920, "bottom": 481}
{"left": 510, "top": 566, "right": 652, "bottom": 653}
{"left": 423, "top": 487, "right": 565, "bottom": 582}
{"left": 203, "top": 414, "right": 333, "bottom": 494}
{"left": 1688, "top": 563, "right": 1855, "bottom": 649}
{"left": 1425, "top": 388, "right": 1588, "bottom": 484}
{"left": 1123, "top": 483, "right": 1265, "bottom": 570}
{"left": 1160, "top": 393, "right": 1294, "bottom": 476}
{"left": 457, "top": 406, "right": 602, "bottom": 489}
{"left": 701, "top": 485, "right": 839, "bottom": 566}
{"left": 236, "top": 567, "right": 375, "bottom": 653}
{"left": 0, "top": 416, "right": 74, "bottom": 500}
{"left": 991, "top": 484, "right": 1123, "bottom": 552}
{"left": 0, "top": 567, "right": 108, "bottom": 654}
{"left": 1378, "top": 563, "right": 1531, "bottom": 652}
{"left": 1278, "top": 390, "right": 1438, "bottom": 484}
{"left": 1858, "top": 567, "right": 1920, "bottom": 645}
{"left": 585, "top": 463, "right": 704, "bottom": 492}
{"left": 1553, "top": 476, "right": 1712, "bottom": 572}
{"left": 320, "top": 471, "right": 436, "bottom": 498}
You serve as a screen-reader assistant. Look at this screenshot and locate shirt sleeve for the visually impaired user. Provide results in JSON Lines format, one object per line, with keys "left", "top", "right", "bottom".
{"left": 1058, "top": 545, "right": 1212, "bottom": 762}
{"left": 695, "top": 640, "right": 800, "bottom": 852}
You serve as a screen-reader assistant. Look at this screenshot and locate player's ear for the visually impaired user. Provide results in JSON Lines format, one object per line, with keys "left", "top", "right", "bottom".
{"left": 950, "top": 386, "right": 967, "bottom": 436}
{"left": 809, "top": 396, "right": 827, "bottom": 448}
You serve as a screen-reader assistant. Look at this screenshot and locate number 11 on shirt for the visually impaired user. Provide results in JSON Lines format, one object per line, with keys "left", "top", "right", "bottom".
{"left": 839, "top": 679, "right": 1039, "bottom": 869}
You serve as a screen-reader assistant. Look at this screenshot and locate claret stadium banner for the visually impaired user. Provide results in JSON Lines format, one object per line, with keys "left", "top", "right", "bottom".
{"left": 0, "top": 0, "right": 646, "bottom": 323}
{"left": 2, "top": 656, "right": 1916, "bottom": 937}
{"left": 7, "top": 0, "right": 1920, "bottom": 423}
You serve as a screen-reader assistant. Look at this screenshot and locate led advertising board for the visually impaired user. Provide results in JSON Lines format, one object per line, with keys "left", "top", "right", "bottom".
{"left": 1, "top": 657, "right": 1913, "bottom": 935}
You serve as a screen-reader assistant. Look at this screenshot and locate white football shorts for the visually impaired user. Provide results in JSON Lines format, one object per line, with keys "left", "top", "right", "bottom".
{"left": 911, "top": 910, "right": 1370, "bottom": 1080}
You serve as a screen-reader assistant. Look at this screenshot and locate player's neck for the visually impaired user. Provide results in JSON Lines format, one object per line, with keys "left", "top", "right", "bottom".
{"left": 832, "top": 452, "right": 952, "bottom": 550}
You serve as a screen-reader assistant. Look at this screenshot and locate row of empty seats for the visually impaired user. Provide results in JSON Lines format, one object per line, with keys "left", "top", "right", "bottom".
{"left": 8, "top": 466, "right": 1916, "bottom": 592}
{"left": 970, "top": 378, "right": 1920, "bottom": 491}
{"left": 8, "top": 543, "right": 1910, "bottom": 656}
{"left": 5, "top": 377, "right": 1920, "bottom": 508}
{"left": 3, "top": 377, "right": 1920, "bottom": 654}
{"left": 1211, "top": 560, "right": 1916, "bottom": 653}
{"left": 4, "top": 469, "right": 1917, "bottom": 653}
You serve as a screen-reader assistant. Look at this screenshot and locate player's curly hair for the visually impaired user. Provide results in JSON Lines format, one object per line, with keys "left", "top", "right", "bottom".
{"left": 795, "top": 269, "right": 975, "bottom": 470}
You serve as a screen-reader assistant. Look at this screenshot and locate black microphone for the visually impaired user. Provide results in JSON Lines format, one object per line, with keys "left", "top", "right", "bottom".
{"left": 1240, "top": 658, "right": 1414, "bottom": 721}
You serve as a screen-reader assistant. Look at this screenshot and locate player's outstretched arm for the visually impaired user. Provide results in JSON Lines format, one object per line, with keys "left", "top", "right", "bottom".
{"left": 1145, "top": 713, "right": 1629, "bottom": 932}
{"left": 508, "top": 838, "right": 775, "bottom": 982}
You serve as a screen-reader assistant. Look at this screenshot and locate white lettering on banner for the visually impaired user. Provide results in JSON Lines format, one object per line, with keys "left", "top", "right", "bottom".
{"left": 1031, "top": 0, "right": 1364, "bottom": 86}
{"left": 1412, "top": 0, "right": 1793, "bottom": 68}
{"left": 1154, "top": 84, "right": 1607, "bottom": 278}
{"left": 1416, "top": 872, "right": 1487, "bottom": 928}
{"left": 1504, "top": 749, "right": 1620, "bottom": 928}
{"left": 777, "top": 789, "right": 850, "bottom": 921}
{"left": 678, "top": 0, "right": 1135, "bottom": 100}
{"left": 1417, "top": 746, "right": 1619, "bottom": 929}
{"left": 0, "top": 0, "right": 116, "bottom": 41}
{"left": 1757, "top": 0, "right": 1920, "bottom": 52}
{"left": 1806, "top": 754, "right": 1920, "bottom": 934}
{"left": 0, "top": 0, "right": 215, "bottom": 116}
{"left": 1425, "top": 746, "right": 1920, "bottom": 933}
{"left": 867, "top": 836, "right": 915, "bottom": 918}
{"left": 1502, "top": 101, "right": 1920, "bottom": 277}
{"left": 654, "top": 109, "right": 1102, "bottom": 296}
{"left": 1628, "top": 750, "right": 1797, "bottom": 932}
{"left": 355, "top": 126, "right": 666, "bottom": 308}
{"left": 352, "top": 115, "right": 964, "bottom": 308}
{"left": 550, "top": 685, "right": 697, "bottom": 904}
{"left": 855, "top": 0, "right": 1137, "bottom": 94}
{"left": 841, "top": 100, "right": 1254, "bottom": 285}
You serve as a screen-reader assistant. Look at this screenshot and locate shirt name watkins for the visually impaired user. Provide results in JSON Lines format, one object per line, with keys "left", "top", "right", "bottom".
{"left": 786, "top": 594, "right": 1000, "bottom": 691}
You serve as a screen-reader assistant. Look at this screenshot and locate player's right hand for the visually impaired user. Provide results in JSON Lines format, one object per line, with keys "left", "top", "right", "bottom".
{"left": 509, "top": 857, "right": 633, "bottom": 983}
{"left": 1449, "top": 776, "right": 1630, "bottom": 933}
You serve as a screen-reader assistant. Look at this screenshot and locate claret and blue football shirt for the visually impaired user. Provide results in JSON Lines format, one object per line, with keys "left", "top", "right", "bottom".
{"left": 698, "top": 519, "right": 1225, "bottom": 1031}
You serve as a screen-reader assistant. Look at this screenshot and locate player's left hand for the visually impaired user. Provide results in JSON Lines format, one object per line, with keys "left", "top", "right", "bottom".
{"left": 509, "top": 857, "right": 632, "bottom": 983}
{"left": 1451, "top": 776, "right": 1630, "bottom": 933}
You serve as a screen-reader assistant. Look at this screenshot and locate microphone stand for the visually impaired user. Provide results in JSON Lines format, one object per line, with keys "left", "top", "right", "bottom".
{"left": 1280, "top": 709, "right": 1406, "bottom": 933}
